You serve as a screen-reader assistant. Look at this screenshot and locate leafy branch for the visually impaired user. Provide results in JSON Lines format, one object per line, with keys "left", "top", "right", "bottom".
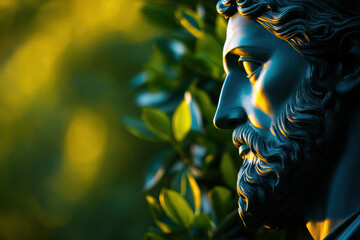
{"left": 122, "top": 0, "right": 311, "bottom": 239}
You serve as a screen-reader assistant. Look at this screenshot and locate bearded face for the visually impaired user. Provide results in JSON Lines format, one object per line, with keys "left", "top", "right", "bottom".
{"left": 214, "top": 13, "right": 339, "bottom": 229}
{"left": 232, "top": 76, "right": 335, "bottom": 229}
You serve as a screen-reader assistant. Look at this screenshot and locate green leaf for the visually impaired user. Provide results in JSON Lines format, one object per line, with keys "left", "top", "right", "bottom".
{"left": 220, "top": 152, "right": 238, "bottom": 190}
{"left": 176, "top": 8, "right": 203, "bottom": 38}
{"left": 146, "top": 195, "right": 164, "bottom": 221}
{"left": 172, "top": 96, "right": 191, "bottom": 142}
{"left": 144, "top": 150, "right": 175, "bottom": 191}
{"left": 192, "top": 212, "right": 212, "bottom": 232}
{"left": 159, "top": 189, "right": 194, "bottom": 229}
{"left": 154, "top": 220, "right": 172, "bottom": 233}
{"left": 121, "top": 116, "right": 159, "bottom": 141}
{"left": 143, "top": 232, "right": 167, "bottom": 240}
{"left": 190, "top": 88, "right": 216, "bottom": 121}
{"left": 145, "top": 195, "right": 172, "bottom": 233}
{"left": 170, "top": 166, "right": 186, "bottom": 194}
{"left": 136, "top": 91, "right": 172, "bottom": 108}
{"left": 155, "top": 38, "right": 187, "bottom": 63}
{"left": 142, "top": 107, "right": 172, "bottom": 140}
{"left": 187, "top": 173, "right": 201, "bottom": 213}
{"left": 209, "top": 186, "right": 235, "bottom": 223}
{"left": 189, "top": 98, "right": 203, "bottom": 132}
{"left": 130, "top": 71, "right": 150, "bottom": 89}
{"left": 180, "top": 172, "right": 187, "bottom": 196}
{"left": 171, "top": 169, "right": 200, "bottom": 213}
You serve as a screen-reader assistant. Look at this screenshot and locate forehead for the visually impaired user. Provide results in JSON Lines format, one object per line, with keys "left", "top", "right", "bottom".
{"left": 223, "top": 13, "right": 285, "bottom": 57}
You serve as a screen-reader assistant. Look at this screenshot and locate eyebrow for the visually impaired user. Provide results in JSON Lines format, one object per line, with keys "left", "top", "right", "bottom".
{"left": 223, "top": 46, "right": 270, "bottom": 74}
{"left": 229, "top": 46, "right": 270, "bottom": 60}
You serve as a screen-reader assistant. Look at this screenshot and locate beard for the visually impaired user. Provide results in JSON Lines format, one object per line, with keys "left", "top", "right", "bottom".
{"left": 232, "top": 66, "right": 339, "bottom": 230}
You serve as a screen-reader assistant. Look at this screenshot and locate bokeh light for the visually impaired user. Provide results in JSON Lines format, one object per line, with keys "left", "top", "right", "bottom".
{"left": 0, "top": 0, "right": 165, "bottom": 239}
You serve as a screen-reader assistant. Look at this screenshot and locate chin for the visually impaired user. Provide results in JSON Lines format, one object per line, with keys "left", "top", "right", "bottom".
{"left": 236, "top": 153, "right": 305, "bottom": 229}
{"left": 236, "top": 152, "right": 304, "bottom": 229}
{"left": 233, "top": 78, "right": 338, "bottom": 229}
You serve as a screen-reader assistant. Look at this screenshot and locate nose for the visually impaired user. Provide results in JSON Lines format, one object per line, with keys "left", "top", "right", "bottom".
{"left": 213, "top": 106, "right": 247, "bottom": 129}
{"left": 213, "top": 74, "right": 248, "bottom": 129}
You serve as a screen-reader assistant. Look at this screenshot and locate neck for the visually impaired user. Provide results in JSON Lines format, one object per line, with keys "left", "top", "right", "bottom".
{"left": 305, "top": 106, "right": 360, "bottom": 240}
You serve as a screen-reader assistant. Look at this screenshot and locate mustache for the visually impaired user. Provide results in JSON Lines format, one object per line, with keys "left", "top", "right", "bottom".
{"left": 232, "top": 124, "right": 269, "bottom": 156}
{"left": 232, "top": 124, "right": 286, "bottom": 164}
{"left": 232, "top": 124, "right": 256, "bottom": 148}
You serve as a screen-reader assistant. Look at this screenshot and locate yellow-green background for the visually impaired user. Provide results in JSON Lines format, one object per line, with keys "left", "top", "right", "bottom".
{"left": 0, "top": 0, "right": 165, "bottom": 239}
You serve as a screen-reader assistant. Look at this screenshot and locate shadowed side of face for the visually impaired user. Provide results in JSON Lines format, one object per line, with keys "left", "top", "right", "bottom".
{"left": 214, "top": 13, "right": 308, "bottom": 131}
{"left": 214, "top": 0, "right": 360, "bottom": 231}
{"left": 213, "top": 13, "right": 317, "bottom": 229}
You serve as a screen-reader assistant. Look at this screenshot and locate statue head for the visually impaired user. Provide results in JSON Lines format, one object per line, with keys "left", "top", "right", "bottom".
{"left": 213, "top": 0, "right": 360, "bottom": 230}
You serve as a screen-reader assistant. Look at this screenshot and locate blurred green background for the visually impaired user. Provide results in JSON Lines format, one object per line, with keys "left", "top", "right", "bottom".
{"left": 0, "top": 0, "right": 168, "bottom": 239}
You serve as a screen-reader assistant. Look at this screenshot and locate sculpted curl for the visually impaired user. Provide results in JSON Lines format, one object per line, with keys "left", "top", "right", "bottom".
{"left": 217, "top": 0, "right": 360, "bottom": 58}
{"left": 214, "top": 0, "right": 360, "bottom": 237}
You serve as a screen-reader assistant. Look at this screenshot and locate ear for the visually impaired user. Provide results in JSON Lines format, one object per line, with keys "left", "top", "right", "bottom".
{"left": 336, "top": 32, "right": 360, "bottom": 94}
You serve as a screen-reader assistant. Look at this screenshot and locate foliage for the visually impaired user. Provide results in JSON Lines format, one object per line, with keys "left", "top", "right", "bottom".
{"left": 123, "top": 0, "right": 312, "bottom": 239}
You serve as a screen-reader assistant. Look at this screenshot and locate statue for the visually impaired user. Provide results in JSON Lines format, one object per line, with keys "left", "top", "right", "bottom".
{"left": 213, "top": 0, "right": 360, "bottom": 239}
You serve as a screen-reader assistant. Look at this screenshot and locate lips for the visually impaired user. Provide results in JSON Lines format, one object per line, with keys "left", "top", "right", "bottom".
{"left": 232, "top": 125, "right": 254, "bottom": 158}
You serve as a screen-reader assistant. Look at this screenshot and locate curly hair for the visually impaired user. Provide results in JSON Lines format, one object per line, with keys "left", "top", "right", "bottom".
{"left": 217, "top": 0, "right": 358, "bottom": 229}
{"left": 217, "top": 0, "right": 360, "bottom": 60}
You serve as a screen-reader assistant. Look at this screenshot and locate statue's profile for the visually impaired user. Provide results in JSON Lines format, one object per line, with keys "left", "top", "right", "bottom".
{"left": 213, "top": 0, "right": 360, "bottom": 239}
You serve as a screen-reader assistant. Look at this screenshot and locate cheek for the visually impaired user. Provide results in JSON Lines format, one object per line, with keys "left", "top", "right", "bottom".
{"left": 262, "top": 57, "right": 306, "bottom": 115}
{"left": 247, "top": 83, "right": 273, "bottom": 129}
{"left": 252, "top": 81, "right": 273, "bottom": 116}
{"left": 249, "top": 57, "right": 307, "bottom": 129}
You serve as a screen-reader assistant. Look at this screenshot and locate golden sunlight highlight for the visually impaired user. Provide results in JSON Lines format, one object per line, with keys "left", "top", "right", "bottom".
{"left": 0, "top": 0, "right": 151, "bottom": 124}
{"left": 58, "top": 109, "right": 107, "bottom": 201}
{"left": 252, "top": 83, "right": 273, "bottom": 117}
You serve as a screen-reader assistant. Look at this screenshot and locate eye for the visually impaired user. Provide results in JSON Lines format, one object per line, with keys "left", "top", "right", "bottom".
{"left": 238, "top": 57, "right": 263, "bottom": 78}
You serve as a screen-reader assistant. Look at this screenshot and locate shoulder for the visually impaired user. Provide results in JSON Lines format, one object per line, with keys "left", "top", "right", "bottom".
{"left": 324, "top": 210, "right": 360, "bottom": 240}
